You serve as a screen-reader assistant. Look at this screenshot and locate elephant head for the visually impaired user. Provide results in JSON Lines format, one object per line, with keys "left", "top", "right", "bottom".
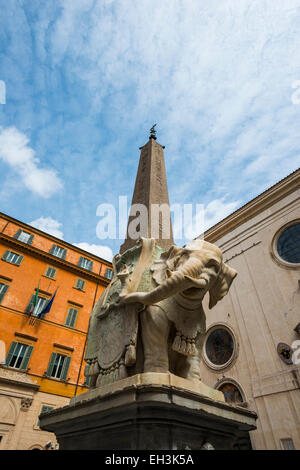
{"left": 120, "top": 239, "right": 237, "bottom": 307}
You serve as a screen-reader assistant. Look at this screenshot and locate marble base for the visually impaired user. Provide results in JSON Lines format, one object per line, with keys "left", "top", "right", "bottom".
{"left": 39, "top": 373, "right": 257, "bottom": 450}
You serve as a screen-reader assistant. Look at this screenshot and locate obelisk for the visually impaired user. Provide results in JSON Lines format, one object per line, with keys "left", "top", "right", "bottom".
{"left": 120, "top": 125, "right": 174, "bottom": 253}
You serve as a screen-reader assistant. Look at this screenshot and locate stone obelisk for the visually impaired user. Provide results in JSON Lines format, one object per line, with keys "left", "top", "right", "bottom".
{"left": 120, "top": 126, "right": 174, "bottom": 254}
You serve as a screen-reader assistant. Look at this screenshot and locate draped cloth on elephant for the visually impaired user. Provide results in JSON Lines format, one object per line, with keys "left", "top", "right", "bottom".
{"left": 84, "top": 238, "right": 165, "bottom": 386}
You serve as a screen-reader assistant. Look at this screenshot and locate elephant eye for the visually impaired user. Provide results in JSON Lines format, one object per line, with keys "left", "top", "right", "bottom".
{"left": 207, "top": 261, "right": 219, "bottom": 273}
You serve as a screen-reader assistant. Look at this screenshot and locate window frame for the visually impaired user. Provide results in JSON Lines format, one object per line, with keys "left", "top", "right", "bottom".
{"left": 26, "top": 294, "right": 50, "bottom": 318}
{"left": 50, "top": 244, "right": 67, "bottom": 260}
{"left": 75, "top": 278, "right": 85, "bottom": 291}
{"left": 5, "top": 341, "right": 33, "bottom": 370}
{"left": 44, "top": 266, "right": 57, "bottom": 280}
{"left": 78, "top": 256, "right": 93, "bottom": 271}
{"left": 271, "top": 220, "right": 300, "bottom": 269}
{"left": 104, "top": 268, "right": 113, "bottom": 280}
{"left": 65, "top": 306, "right": 79, "bottom": 328}
{"left": 0, "top": 282, "right": 9, "bottom": 304}
{"left": 14, "top": 229, "right": 34, "bottom": 245}
{"left": 202, "top": 323, "right": 238, "bottom": 371}
{"left": 46, "top": 352, "right": 71, "bottom": 381}
{"left": 1, "top": 250, "right": 24, "bottom": 266}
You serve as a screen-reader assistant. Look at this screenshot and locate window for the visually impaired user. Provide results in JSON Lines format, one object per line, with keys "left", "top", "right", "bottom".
{"left": 1, "top": 250, "right": 23, "bottom": 266}
{"left": 5, "top": 341, "right": 33, "bottom": 370}
{"left": 75, "top": 278, "right": 85, "bottom": 290}
{"left": 217, "top": 382, "right": 244, "bottom": 404}
{"left": 46, "top": 353, "right": 71, "bottom": 380}
{"left": 204, "top": 325, "right": 236, "bottom": 369}
{"left": 37, "top": 405, "right": 54, "bottom": 427}
{"left": 276, "top": 223, "right": 300, "bottom": 264}
{"left": 0, "top": 283, "right": 9, "bottom": 304}
{"left": 65, "top": 307, "right": 78, "bottom": 328}
{"left": 26, "top": 295, "right": 49, "bottom": 317}
{"left": 50, "top": 244, "right": 67, "bottom": 259}
{"left": 280, "top": 438, "right": 295, "bottom": 450}
{"left": 45, "top": 267, "right": 56, "bottom": 279}
{"left": 14, "top": 229, "right": 34, "bottom": 245}
{"left": 104, "top": 268, "right": 113, "bottom": 280}
{"left": 78, "top": 256, "right": 93, "bottom": 271}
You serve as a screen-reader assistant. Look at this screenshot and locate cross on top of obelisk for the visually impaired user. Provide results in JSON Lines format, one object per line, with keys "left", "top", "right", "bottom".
{"left": 149, "top": 124, "right": 157, "bottom": 140}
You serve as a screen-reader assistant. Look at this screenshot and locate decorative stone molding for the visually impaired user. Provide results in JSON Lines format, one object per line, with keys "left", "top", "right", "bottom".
{"left": 21, "top": 397, "right": 33, "bottom": 411}
{"left": 0, "top": 365, "right": 39, "bottom": 390}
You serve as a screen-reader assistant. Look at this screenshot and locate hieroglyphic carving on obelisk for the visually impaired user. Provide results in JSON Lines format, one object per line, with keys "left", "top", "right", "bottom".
{"left": 120, "top": 127, "right": 174, "bottom": 254}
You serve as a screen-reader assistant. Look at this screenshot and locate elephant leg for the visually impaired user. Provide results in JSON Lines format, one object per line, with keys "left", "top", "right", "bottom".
{"left": 140, "top": 305, "right": 171, "bottom": 373}
{"left": 175, "top": 334, "right": 205, "bottom": 381}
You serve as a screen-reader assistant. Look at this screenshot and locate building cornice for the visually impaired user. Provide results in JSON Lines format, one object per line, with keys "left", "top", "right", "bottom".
{"left": 0, "top": 211, "right": 112, "bottom": 267}
{"left": 203, "top": 168, "right": 300, "bottom": 243}
{"left": 0, "top": 233, "right": 110, "bottom": 286}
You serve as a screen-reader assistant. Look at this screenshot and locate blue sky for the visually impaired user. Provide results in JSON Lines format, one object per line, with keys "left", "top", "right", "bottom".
{"left": 0, "top": 0, "right": 300, "bottom": 261}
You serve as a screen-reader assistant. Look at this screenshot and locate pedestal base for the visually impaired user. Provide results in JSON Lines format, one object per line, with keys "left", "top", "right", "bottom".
{"left": 39, "top": 373, "right": 257, "bottom": 450}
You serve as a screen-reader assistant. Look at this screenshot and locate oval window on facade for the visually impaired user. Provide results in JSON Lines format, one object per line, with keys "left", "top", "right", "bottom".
{"left": 204, "top": 326, "right": 235, "bottom": 368}
{"left": 276, "top": 223, "right": 300, "bottom": 264}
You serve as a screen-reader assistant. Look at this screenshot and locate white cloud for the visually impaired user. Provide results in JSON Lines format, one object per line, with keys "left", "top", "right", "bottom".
{"left": 0, "top": 126, "right": 63, "bottom": 198}
{"left": 73, "top": 242, "right": 113, "bottom": 261}
{"left": 174, "top": 198, "right": 241, "bottom": 245}
{"left": 29, "top": 217, "right": 64, "bottom": 239}
{"left": 48, "top": 0, "right": 300, "bottom": 209}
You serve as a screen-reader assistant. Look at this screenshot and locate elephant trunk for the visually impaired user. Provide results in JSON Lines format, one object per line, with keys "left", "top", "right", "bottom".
{"left": 139, "top": 259, "right": 205, "bottom": 305}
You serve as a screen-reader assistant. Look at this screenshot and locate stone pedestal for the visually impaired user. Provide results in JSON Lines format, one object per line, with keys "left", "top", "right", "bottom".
{"left": 39, "top": 373, "right": 257, "bottom": 450}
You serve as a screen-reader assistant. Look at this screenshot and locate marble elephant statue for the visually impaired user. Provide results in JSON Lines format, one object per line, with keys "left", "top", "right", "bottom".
{"left": 119, "top": 239, "right": 237, "bottom": 381}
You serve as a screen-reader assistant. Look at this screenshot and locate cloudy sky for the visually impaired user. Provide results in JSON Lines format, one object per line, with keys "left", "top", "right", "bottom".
{"left": 0, "top": 0, "right": 299, "bottom": 261}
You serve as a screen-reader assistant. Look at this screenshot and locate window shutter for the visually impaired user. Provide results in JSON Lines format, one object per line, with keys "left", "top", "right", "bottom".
{"left": 28, "top": 234, "right": 34, "bottom": 245}
{"left": 46, "top": 353, "right": 57, "bottom": 377}
{"left": 25, "top": 295, "right": 35, "bottom": 313}
{"left": 49, "top": 245, "right": 55, "bottom": 255}
{"left": 0, "top": 284, "right": 9, "bottom": 304}
{"left": 66, "top": 308, "right": 77, "bottom": 327}
{"left": 88, "top": 260, "right": 93, "bottom": 271}
{"left": 78, "top": 256, "right": 84, "bottom": 267}
{"left": 60, "top": 356, "right": 71, "bottom": 381}
{"left": 20, "top": 345, "right": 33, "bottom": 370}
{"left": 15, "top": 255, "right": 24, "bottom": 266}
{"left": 62, "top": 249, "right": 67, "bottom": 260}
{"left": 5, "top": 341, "right": 18, "bottom": 366}
{"left": 2, "top": 250, "right": 10, "bottom": 261}
{"left": 13, "top": 229, "right": 22, "bottom": 240}
{"left": 76, "top": 279, "right": 85, "bottom": 290}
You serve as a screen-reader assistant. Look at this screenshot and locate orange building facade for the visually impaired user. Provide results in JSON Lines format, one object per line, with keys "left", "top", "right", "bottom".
{"left": 0, "top": 212, "right": 112, "bottom": 449}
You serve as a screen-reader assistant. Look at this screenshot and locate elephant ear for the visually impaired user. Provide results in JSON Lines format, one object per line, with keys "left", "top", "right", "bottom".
{"left": 208, "top": 263, "right": 237, "bottom": 309}
{"left": 151, "top": 245, "right": 183, "bottom": 285}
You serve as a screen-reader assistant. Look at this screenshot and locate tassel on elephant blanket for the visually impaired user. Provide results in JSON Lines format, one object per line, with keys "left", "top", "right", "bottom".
{"left": 172, "top": 331, "right": 197, "bottom": 356}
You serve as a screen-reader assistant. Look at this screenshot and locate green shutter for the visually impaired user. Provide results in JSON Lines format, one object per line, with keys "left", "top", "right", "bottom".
{"left": 26, "top": 295, "right": 35, "bottom": 313}
{"left": 13, "top": 229, "right": 22, "bottom": 240}
{"left": 20, "top": 345, "right": 33, "bottom": 370}
{"left": 28, "top": 234, "right": 34, "bottom": 245}
{"left": 2, "top": 250, "right": 10, "bottom": 261}
{"left": 49, "top": 245, "right": 55, "bottom": 255}
{"left": 88, "top": 260, "right": 93, "bottom": 271}
{"left": 46, "top": 353, "right": 57, "bottom": 377}
{"left": 60, "top": 356, "right": 71, "bottom": 381}
{"left": 65, "top": 308, "right": 77, "bottom": 327}
{"left": 15, "top": 255, "right": 24, "bottom": 266}
{"left": 62, "top": 249, "right": 67, "bottom": 260}
{"left": 5, "top": 341, "right": 18, "bottom": 366}
{"left": 0, "top": 284, "right": 9, "bottom": 304}
{"left": 78, "top": 256, "right": 84, "bottom": 267}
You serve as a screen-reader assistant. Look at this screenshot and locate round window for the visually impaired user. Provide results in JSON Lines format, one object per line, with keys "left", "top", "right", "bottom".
{"left": 204, "top": 327, "right": 235, "bottom": 367}
{"left": 276, "top": 223, "right": 300, "bottom": 264}
{"left": 218, "top": 383, "right": 243, "bottom": 404}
